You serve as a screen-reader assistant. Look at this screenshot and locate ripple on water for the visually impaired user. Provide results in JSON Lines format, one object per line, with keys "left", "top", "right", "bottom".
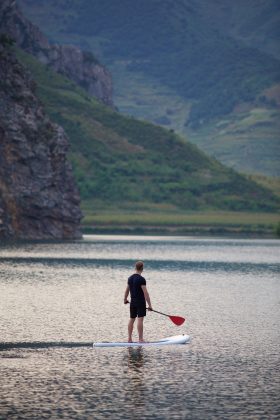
{"left": 0, "top": 236, "right": 279, "bottom": 419}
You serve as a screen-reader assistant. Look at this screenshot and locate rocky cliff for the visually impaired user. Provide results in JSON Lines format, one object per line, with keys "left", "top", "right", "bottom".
{"left": 0, "top": 0, "right": 113, "bottom": 107}
{"left": 0, "top": 37, "right": 82, "bottom": 239}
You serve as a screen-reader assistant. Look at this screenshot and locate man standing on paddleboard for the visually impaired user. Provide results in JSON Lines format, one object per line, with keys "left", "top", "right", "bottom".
{"left": 124, "top": 261, "right": 153, "bottom": 342}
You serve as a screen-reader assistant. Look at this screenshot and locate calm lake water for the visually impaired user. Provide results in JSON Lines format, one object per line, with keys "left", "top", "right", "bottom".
{"left": 0, "top": 235, "right": 279, "bottom": 419}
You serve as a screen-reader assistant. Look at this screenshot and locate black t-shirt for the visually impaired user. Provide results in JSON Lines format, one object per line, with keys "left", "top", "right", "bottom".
{"left": 128, "top": 273, "right": 146, "bottom": 304}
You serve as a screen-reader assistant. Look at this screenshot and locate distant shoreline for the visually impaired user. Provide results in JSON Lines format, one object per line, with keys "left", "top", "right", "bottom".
{"left": 81, "top": 209, "right": 279, "bottom": 239}
{"left": 82, "top": 224, "right": 279, "bottom": 238}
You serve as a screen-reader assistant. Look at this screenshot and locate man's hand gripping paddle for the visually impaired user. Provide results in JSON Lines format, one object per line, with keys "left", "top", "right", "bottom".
{"left": 125, "top": 301, "right": 186, "bottom": 326}
{"left": 149, "top": 308, "right": 185, "bottom": 326}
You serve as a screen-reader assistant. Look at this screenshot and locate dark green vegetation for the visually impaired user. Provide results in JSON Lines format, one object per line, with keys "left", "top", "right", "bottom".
{"left": 0, "top": 34, "right": 15, "bottom": 47}
{"left": 276, "top": 221, "right": 280, "bottom": 237}
{"left": 185, "top": 106, "right": 280, "bottom": 177}
{"left": 16, "top": 48, "right": 280, "bottom": 216}
{"left": 197, "top": 0, "right": 280, "bottom": 60}
{"left": 18, "top": 0, "right": 280, "bottom": 178}
{"left": 18, "top": 0, "right": 280, "bottom": 126}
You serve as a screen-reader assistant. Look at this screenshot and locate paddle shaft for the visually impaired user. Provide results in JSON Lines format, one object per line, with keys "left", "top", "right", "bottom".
{"left": 150, "top": 309, "right": 170, "bottom": 317}
{"left": 126, "top": 301, "right": 185, "bottom": 325}
{"left": 149, "top": 308, "right": 185, "bottom": 326}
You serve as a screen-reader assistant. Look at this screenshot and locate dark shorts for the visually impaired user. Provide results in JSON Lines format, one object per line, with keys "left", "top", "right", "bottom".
{"left": 130, "top": 302, "right": 146, "bottom": 318}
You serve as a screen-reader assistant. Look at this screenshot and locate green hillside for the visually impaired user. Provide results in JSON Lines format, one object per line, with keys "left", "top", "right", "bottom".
{"left": 185, "top": 105, "right": 280, "bottom": 177}
{"left": 18, "top": 0, "right": 280, "bottom": 126}
{"left": 16, "top": 48, "right": 279, "bottom": 214}
{"left": 196, "top": 0, "right": 280, "bottom": 60}
{"left": 111, "top": 70, "right": 280, "bottom": 177}
{"left": 18, "top": 0, "right": 280, "bottom": 178}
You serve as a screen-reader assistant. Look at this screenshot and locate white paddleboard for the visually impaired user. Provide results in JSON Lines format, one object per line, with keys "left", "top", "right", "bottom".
{"left": 93, "top": 334, "right": 190, "bottom": 348}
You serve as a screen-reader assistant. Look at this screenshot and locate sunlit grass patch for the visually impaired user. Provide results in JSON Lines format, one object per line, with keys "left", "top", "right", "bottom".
{"left": 81, "top": 205, "right": 280, "bottom": 236}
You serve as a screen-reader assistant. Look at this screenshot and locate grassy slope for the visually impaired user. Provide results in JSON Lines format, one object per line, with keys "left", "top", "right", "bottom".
{"left": 16, "top": 48, "right": 280, "bottom": 216}
{"left": 196, "top": 0, "right": 280, "bottom": 60}
{"left": 18, "top": 0, "right": 280, "bottom": 178}
{"left": 112, "top": 69, "right": 280, "bottom": 177}
{"left": 18, "top": 0, "right": 280, "bottom": 116}
{"left": 184, "top": 105, "right": 280, "bottom": 177}
{"left": 82, "top": 210, "right": 280, "bottom": 236}
{"left": 249, "top": 174, "right": 280, "bottom": 198}
{"left": 23, "top": 0, "right": 280, "bottom": 126}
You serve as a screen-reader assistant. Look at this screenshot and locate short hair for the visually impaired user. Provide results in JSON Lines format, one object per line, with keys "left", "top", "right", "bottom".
{"left": 135, "top": 261, "right": 144, "bottom": 271}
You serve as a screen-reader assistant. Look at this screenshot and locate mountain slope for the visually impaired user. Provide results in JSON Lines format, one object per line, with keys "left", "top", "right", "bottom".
{"left": 196, "top": 0, "right": 280, "bottom": 60}
{"left": 18, "top": 0, "right": 280, "bottom": 177}
{"left": 1, "top": 0, "right": 113, "bottom": 106}
{"left": 16, "top": 48, "right": 280, "bottom": 213}
{"left": 185, "top": 105, "right": 280, "bottom": 177}
{"left": 18, "top": 0, "right": 280, "bottom": 125}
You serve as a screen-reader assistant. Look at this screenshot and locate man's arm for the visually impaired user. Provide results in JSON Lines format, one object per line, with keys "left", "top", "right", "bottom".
{"left": 141, "top": 285, "right": 153, "bottom": 310}
{"left": 124, "top": 285, "right": 130, "bottom": 304}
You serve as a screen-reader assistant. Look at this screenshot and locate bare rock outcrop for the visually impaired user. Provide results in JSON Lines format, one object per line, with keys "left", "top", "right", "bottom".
{"left": 0, "top": 0, "right": 113, "bottom": 106}
{"left": 0, "top": 38, "right": 82, "bottom": 239}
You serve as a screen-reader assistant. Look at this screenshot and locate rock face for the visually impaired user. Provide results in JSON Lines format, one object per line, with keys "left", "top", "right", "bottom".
{"left": 0, "top": 38, "right": 82, "bottom": 239}
{"left": 0, "top": 0, "right": 113, "bottom": 107}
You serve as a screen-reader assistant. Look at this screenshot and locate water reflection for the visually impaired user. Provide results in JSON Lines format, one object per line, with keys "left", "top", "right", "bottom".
{"left": 0, "top": 257, "right": 279, "bottom": 274}
{"left": 126, "top": 348, "right": 146, "bottom": 411}
{"left": 1, "top": 235, "right": 279, "bottom": 265}
{"left": 1, "top": 236, "right": 279, "bottom": 419}
{"left": 127, "top": 347, "right": 144, "bottom": 372}
{"left": 0, "top": 341, "right": 93, "bottom": 350}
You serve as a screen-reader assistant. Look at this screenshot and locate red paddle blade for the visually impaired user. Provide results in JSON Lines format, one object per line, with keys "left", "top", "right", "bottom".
{"left": 169, "top": 315, "right": 185, "bottom": 326}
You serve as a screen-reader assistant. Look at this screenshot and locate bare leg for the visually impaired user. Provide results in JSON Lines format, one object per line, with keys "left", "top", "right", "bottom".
{"left": 128, "top": 318, "right": 135, "bottom": 342}
{"left": 137, "top": 317, "right": 144, "bottom": 342}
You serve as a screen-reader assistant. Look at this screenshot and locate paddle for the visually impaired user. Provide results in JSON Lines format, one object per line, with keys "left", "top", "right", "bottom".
{"left": 149, "top": 308, "right": 185, "bottom": 326}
